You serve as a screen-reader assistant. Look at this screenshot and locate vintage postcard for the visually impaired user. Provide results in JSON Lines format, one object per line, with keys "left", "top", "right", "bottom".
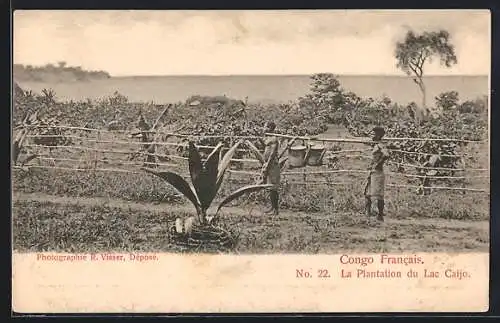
{"left": 11, "top": 9, "right": 490, "bottom": 313}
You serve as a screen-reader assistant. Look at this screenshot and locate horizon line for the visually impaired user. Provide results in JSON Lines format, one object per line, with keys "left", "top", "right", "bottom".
{"left": 108, "top": 73, "right": 489, "bottom": 77}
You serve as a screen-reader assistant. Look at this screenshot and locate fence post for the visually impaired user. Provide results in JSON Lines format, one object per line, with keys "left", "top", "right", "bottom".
{"left": 303, "top": 167, "right": 307, "bottom": 188}
{"left": 94, "top": 130, "right": 101, "bottom": 170}
{"left": 396, "top": 185, "right": 400, "bottom": 213}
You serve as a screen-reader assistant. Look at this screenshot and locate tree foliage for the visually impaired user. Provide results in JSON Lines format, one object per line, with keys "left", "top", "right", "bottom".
{"left": 13, "top": 63, "right": 111, "bottom": 82}
{"left": 302, "top": 73, "right": 346, "bottom": 110}
{"left": 395, "top": 30, "right": 458, "bottom": 116}
{"left": 395, "top": 30, "right": 458, "bottom": 75}
{"left": 435, "top": 90, "right": 459, "bottom": 110}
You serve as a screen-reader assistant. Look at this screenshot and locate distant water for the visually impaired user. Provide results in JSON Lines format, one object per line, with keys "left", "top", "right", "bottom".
{"left": 17, "top": 75, "right": 489, "bottom": 105}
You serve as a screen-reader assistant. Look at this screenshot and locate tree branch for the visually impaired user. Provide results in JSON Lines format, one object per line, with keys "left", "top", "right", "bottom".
{"left": 415, "top": 51, "right": 425, "bottom": 76}
{"left": 417, "top": 51, "right": 430, "bottom": 76}
{"left": 408, "top": 63, "right": 422, "bottom": 81}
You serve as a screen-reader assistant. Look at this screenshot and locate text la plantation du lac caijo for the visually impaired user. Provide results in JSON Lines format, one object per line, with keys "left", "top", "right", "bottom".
{"left": 296, "top": 254, "right": 472, "bottom": 281}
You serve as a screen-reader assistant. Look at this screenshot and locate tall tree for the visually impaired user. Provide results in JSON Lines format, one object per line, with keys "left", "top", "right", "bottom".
{"left": 395, "top": 30, "right": 457, "bottom": 123}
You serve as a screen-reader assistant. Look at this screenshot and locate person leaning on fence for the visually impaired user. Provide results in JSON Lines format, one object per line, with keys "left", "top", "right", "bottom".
{"left": 261, "top": 121, "right": 280, "bottom": 216}
{"left": 364, "top": 126, "right": 390, "bottom": 222}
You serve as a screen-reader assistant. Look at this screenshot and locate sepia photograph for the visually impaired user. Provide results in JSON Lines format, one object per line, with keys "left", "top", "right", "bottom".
{"left": 11, "top": 9, "right": 490, "bottom": 313}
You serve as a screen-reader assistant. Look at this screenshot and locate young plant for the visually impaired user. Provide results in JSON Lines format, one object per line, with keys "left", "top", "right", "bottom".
{"left": 143, "top": 140, "right": 273, "bottom": 232}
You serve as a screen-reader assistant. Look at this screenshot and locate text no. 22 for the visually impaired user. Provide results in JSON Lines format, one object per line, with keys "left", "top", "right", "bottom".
{"left": 296, "top": 269, "right": 331, "bottom": 278}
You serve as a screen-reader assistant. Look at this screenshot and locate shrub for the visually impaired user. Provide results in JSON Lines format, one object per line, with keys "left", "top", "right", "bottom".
{"left": 458, "top": 96, "right": 487, "bottom": 114}
{"left": 435, "top": 91, "right": 459, "bottom": 110}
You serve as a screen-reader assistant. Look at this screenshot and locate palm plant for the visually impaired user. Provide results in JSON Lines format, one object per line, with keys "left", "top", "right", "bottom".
{"left": 143, "top": 139, "right": 273, "bottom": 235}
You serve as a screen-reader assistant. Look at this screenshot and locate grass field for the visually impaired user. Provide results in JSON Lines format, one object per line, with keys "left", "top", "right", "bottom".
{"left": 12, "top": 193, "right": 489, "bottom": 254}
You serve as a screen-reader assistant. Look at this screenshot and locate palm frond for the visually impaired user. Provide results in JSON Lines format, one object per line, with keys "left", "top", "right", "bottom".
{"left": 216, "top": 140, "right": 243, "bottom": 191}
{"left": 244, "top": 140, "right": 265, "bottom": 164}
{"left": 197, "top": 142, "right": 223, "bottom": 210}
{"left": 142, "top": 168, "right": 201, "bottom": 214}
{"left": 215, "top": 184, "right": 274, "bottom": 216}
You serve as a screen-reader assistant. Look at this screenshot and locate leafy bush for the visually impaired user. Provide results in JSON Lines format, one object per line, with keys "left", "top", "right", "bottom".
{"left": 14, "top": 89, "right": 328, "bottom": 143}
{"left": 458, "top": 96, "right": 488, "bottom": 114}
{"left": 435, "top": 91, "right": 459, "bottom": 110}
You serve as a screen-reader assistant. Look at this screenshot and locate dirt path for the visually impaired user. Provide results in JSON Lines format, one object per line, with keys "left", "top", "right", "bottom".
{"left": 13, "top": 192, "right": 488, "bottom": 232}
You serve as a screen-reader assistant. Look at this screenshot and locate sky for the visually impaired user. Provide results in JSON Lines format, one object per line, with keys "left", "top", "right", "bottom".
{"left": 13, "top": 10, "right": 491, "bottom": 76}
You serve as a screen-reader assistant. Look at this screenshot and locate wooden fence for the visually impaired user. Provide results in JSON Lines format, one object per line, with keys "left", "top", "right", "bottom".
{"left": 12, "top": 125, "right": 490, "bottom": 194}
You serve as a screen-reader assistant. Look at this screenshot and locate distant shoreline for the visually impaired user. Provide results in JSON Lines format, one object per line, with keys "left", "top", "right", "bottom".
{"left": 13, "top": 63, "right": 111, "bottom": 83}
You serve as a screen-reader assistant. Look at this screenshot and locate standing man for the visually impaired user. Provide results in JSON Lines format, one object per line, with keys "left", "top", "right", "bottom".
{"left": 131, "top": 112, "right": 156, "bottom": 167}
{"left": 364, "top": 126, "right": 390, "bottom": 222}
{"left": 262, "top": 121, "right": 280, "bottom": 216}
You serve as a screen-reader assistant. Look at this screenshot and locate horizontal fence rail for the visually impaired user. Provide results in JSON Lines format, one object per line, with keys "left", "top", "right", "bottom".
{"left": 22, "top": 142, "right": 488, "bottom": 171}
{"left": 385, "top": 160, "right": 488, "bottom": 172}
{"left": 16, "top": 125, "right": 488, "bottom": 144}
{"left": 12, "top": 165, "right": 489, "bottom": 193}
{"left": 265, "top": 132, "right": 487, "bottom": 144}
{"left": 23, "top": 142, "right": 483, "bottom": 159}
{"left": 23, "top": 155, "right": 490, "bottom": 180}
